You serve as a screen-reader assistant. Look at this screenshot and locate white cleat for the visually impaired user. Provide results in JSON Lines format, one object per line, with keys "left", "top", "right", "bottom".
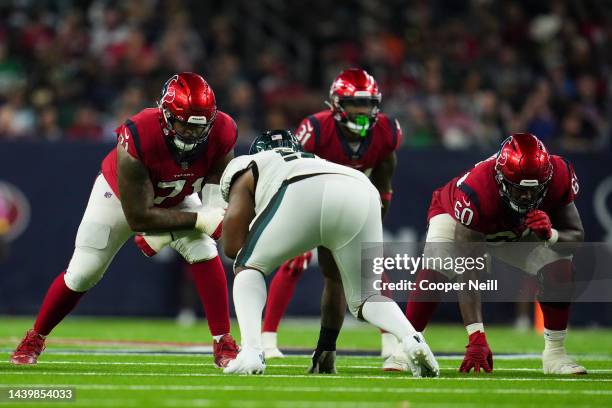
{"left": 381, "top": 332, "right": 400, "bottom": 358}
{"left": 223, "top": 347, "right": 266, "bottom": 375}
{"left": 262, "top": 332, "right": 285, "bottom": 359}
{"left": 264, "top": 347, "right": 285, "bottom": 359}
{"left": 382, "top": 344, "right": 409, "bottom": 372}
{"left": 402, "top": 332, "right": 439, "bottom": 378}
{"left": 542, "top": 348, "right": 587, "bottom": 375}
{"left": 382, "top": 353, "right": 408, "bottom": 372}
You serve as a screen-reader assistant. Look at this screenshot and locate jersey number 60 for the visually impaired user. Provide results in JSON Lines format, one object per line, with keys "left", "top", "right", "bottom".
{"left": 454, "top": 200, "right": 474, "bottom": 226}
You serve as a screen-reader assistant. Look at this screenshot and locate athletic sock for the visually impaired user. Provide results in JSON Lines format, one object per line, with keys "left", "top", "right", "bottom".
{"left": 233, "top": 269, "right": 267, "bottom": 349}
{"left": 188, "top": 257, "right": 231, "bottom": 336}
{"left": 361, "top": 295, "right": 416, "bottom": 340}
{"left": 34, "top": 272, "right": 85, "bottom": 336}
{"left": 405, "top": 269, "right": 443, "bottom": 331}
{"left": 544, "top": 329, "right": 567, "bottom": 350}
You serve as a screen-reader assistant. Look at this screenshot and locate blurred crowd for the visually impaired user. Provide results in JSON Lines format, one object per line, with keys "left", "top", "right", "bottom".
{"left": 0, "top": 0, "right": 609, "bottom": 152}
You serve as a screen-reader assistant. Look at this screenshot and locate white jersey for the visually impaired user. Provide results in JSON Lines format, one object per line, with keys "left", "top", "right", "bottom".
{"left": 220, "top": 149, "right": 373, "bottom": 214}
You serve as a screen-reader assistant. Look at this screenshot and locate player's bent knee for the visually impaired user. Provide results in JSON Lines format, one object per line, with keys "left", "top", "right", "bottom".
{"left": 65, "top": 249, "right": 109, "bottom": 291}
{"left": 172, "top": 234, "right": 218, "bottom": 264}
{"left": 65, "top": 222, "right": 112, "bottom": 291}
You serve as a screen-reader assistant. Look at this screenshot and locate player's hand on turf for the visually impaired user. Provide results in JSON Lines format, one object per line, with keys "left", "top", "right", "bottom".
{"left": 459, "top": 331, "right": 493, "bottom": 373}
{"left": 524, "top": 210, "right": 553, "bottom": 241}
{"left": 134, "top": 233, "right": 173, "bottom": 257}
{"left": 279, "top": 251, "right": 313, "bottom": 276}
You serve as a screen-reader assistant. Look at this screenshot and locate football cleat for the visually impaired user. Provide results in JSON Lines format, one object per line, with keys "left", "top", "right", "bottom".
{"left": 10, "top": 329, "right": 46, "bottom": 365}
{"left": 223, "top": 346, "right": 265, "bottom": 375}
{"left": 308, "top": 349, "right": 337, "bottom": 374}
{"left": 381, "top": 332, "right": 399, "bottom": 358}
{"left": 543, "top": 347, "right": 587, "bottom": 375}
{"left": 262, "top": 331, "right": 285, "bottom": 359}
{"left": 213, "top": 334, "right": 239, "bottom": 368}
{"left": 382, "top": 349, "right": 409, "bottom": 372}
{"left": 402, "top": 332, "right": 439, "bottom": 378}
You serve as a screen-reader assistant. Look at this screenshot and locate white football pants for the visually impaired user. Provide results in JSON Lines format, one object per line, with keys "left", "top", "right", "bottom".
{"left": 234, "top": 173, "right": 383, "bottom": 317}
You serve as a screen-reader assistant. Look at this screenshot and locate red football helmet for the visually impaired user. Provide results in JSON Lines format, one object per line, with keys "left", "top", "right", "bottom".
{"left": 159, "top": 72, "right": 217, "bottom": 160}
{"left": 495, "top": 133, "right": 553, "bottom": 214}
{"left": 327, "top": 68, "right": 381, "bottom": 137}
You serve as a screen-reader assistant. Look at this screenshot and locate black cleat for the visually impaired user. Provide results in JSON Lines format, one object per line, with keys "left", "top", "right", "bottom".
{"left": 308, "top": 349, "right": 337, "bottom": 374}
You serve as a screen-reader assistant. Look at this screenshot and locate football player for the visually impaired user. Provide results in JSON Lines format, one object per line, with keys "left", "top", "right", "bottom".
{"left": 219, "top": 129, "right": 438, "bottom": 377}
{"left": 10, "top": 72, "right": 239, "bottom": 368}
{"left": 261, "top": 68, "right": 405, "bottom": 370}
{"left": 405, "top": 133, "right": 586, "bottom": 374}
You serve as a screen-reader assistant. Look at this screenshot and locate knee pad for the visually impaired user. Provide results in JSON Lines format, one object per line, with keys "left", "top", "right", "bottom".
{"left": 65, "top": 222, "right": 111, "bottom": 291}
{"left": 171, "top": 232, "right": 218, "bottom": 264}
{"left": 65, "top": 248, "right": 109, "bottom": 291}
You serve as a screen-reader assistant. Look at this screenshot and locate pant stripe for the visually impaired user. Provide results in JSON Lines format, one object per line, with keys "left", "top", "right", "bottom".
{"left": 235, "top": 183, "right": 289, "bottom": 268}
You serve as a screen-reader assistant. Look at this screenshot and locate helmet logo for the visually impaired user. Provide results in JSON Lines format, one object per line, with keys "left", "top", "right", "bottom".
{"left": 497, "top": 150, "right": 508, "bottom": 166}
{"left": 161, "top": 75, "right": 178, "bottom": 104}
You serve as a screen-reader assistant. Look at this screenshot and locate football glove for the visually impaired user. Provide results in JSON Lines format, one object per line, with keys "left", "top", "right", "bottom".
{"left": 524, "top": 210, "right": 553, "bottom": 241}
{"left": 279, "top": 251, "right": 313, "bottom": 277}
{"left": 195, "top": 207, "right": 224, "bottom": 239}
{"left": 459, "top": 331, "right": 493, "bottom": 373}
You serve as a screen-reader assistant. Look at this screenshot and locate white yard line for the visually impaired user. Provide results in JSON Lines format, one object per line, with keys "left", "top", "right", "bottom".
{"left": 18, "top": 361, "right": 612, "bottom": 373}
{"left": 5, "top": 350, "right": 612, "bottom": 361}
{"left": 0, "top": 383, "right": 611, "bottom": 396}
{"left": 1, "top": 371, "right": 611, "bottom": 382}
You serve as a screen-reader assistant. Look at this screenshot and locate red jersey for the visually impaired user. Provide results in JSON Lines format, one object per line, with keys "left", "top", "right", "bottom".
{"left": 101, "top": 108, "right": 237, "bottom": 208}
{"left": 427, "top": 154, "right": 579, "bottom": 241}
{"left": 294, "top": 110, "right": 401, "bottom": 174}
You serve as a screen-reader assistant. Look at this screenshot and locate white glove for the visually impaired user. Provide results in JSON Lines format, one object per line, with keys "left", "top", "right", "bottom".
{"left": 195, "top": 207, "right": 225, "bottom": 239}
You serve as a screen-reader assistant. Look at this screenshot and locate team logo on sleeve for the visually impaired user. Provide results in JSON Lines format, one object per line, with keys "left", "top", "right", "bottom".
{"left": 0, "top": 181, "right": 31, "bottom": 242}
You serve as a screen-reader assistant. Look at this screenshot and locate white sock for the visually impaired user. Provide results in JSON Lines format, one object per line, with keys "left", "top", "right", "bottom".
{"left": 262, "top": 332, "right": 278, "bottom": 349}
{"left": 466, "top": 323, "right": 485, "bottom": 336}
{"left": 212, "top": 334, "right": 227, "bottom": 342}
{"left": 360, "top": 296, "right": 416, "bottom": 340}
{"left": 233, "top": 269, "right": 267, "bottom": 349}
{"left": 544, "top": 329, "right": 567, "bottom": 350}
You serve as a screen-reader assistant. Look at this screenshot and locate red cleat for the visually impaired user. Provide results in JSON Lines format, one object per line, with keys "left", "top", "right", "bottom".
{"left": 10, "top": 329, "right": 46, "bottom": 365}
{"left": 213, "top": 334, "right": 239, "bottom": 368}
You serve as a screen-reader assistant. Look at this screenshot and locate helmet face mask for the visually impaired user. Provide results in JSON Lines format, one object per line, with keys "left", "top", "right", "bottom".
{"left": 334, "top": 96, "right": 381, "bottom": 137}
{"left": 496, "top": 172, "right": 550, "bottom": 214}
{"left": 163, "top": 108, "right": 214, "bottom": 152}
{"left": 328, "top": 68, "right": 381, "bottom": 138}
{"left": 249, "top": 129, "right": 303, "bottom": 154}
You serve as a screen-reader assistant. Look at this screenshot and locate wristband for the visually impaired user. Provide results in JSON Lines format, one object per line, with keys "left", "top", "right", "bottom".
{"left": 380, "top": 191, "right": 393, "bottom": 202}
{"left": 546, "top": 228, "right": 559, "bottom": 246}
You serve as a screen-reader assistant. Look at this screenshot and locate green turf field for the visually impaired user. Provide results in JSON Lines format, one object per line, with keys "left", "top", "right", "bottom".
{"left": 1, "top": 317, "right": 611, "bottom": 407}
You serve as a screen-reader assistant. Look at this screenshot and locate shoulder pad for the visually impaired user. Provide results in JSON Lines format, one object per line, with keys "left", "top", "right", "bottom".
{"left": 220, "top": 155, "right": 255, "bottom": 202}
